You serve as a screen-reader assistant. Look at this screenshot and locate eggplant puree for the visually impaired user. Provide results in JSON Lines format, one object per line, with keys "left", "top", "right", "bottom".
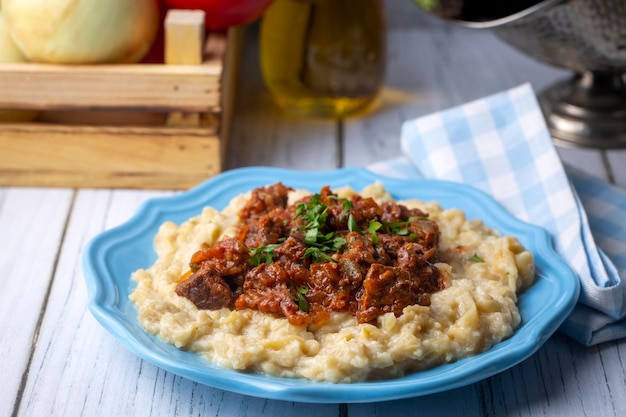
{"left": 130, "top": 183, "right": 535, "bottom": 382}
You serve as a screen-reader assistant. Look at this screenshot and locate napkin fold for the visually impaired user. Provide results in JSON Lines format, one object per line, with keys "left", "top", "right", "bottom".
{"left": 368, "top": 83, "right": 626, "bottom": 346}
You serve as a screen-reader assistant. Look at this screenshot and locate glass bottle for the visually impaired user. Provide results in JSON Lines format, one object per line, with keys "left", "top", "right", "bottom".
{"left": 260, "top": 0, "right": 386, "bottom": 118}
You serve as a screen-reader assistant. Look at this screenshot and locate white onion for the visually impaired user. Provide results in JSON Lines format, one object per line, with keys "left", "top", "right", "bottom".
{"left": 0, "top": 10, "right": 38, "bottom": 122}
{"left": 0, "top": 10, "right": 27, "bottom": 62}
{"left": 3, "top": 0, "right": 160, "bottom": 64}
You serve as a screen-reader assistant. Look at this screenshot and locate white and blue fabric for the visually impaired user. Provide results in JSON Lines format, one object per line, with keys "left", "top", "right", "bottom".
{"left": 369, "top": 83, "right": 626, "bottom": 346}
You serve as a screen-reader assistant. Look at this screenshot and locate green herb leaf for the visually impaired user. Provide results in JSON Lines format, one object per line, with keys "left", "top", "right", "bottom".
{"left": 248, "top": 243, "right": 281, "bottom": 266}
{"left": 365, "top": 219, "right": 382, "bottom": 244}
{"left": 469, "top": 253, "right": 485, "bottom": 263}
{"left": 366, "top": 220, "right": 382, "bottom": 234}
{"left": 331, "top": 236, "right": 346, "bottom": 250}
{"left": 383, "top": 216, "right": 417, "bottom": 237}
{"left": 293, "top": 286, "right": 310, "bottom": 312}
{"left": 303, "top": 247, "right": 335, "bottom": 263}
{"left": 348, "top": 214, "right": 359, "bottom": 233}
{"left": 292, "top": 193, "right": 347, "bottom": 262}
{"left": 339, "top": 199, "right": 353, "bottom": 221}
{"left": 304, "top": 228, "right": 319, "bottom": 243}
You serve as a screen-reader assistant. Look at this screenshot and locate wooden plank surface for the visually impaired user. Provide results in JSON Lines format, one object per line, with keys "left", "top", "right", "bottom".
{"left": 0, "top": 188, "right": 74, "bottom": 417}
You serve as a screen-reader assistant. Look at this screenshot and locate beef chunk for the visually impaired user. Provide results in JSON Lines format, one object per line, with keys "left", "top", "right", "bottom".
{"left": 189, "top": 238, "right": 250, "bottom": 276}
{"left": 307, "top": 260, "right": 363, "bottom": 312}
{"left": 239, "top": 183, "right": 293, "bottom": 219}
{"left": 175, "top": 264, "right": 234, "bottom": 310}
{"left": 236, "top": 263, "right": 310, "bottom": 325}
{"left": 357, "top": 264, "right": 416, "bottom": 323}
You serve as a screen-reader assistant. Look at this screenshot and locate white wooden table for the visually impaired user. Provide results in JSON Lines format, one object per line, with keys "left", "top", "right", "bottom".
{"left": 2, "top": 2, "right": 625, "bottom": 416}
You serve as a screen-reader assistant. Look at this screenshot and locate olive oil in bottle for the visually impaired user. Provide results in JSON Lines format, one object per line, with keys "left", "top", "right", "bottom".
{"left": 260, "top": 0, "right": 386, "bottom": 118}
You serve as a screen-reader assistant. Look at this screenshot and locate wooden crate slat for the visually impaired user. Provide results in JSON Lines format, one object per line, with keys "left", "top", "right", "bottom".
{"left": 0, "top": 123, "right": 220, "bottom": 189}
{"left": 0, "top": 62, "right": 222, "bottom": 112}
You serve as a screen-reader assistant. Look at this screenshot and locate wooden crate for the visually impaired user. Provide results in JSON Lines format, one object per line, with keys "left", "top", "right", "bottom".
{"left": 0, "top": 10, "right": 243, "bottom": 189}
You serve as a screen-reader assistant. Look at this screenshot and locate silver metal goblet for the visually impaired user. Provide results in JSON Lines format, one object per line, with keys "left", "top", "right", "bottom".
{"left": 415, "top": 0, "right": 626, "bottom": 149}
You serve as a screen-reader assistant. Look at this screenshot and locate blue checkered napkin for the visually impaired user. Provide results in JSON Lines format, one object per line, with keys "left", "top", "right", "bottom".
{"left": 368, "top": 83, "right": 626, "bottom": 346}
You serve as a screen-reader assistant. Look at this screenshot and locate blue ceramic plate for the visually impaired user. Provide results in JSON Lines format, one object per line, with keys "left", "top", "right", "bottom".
{"left": 83, "top": 167, "right": 579, "bottom": 403}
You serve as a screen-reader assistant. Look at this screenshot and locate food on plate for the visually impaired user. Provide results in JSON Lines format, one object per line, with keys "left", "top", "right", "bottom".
{"left": 130, "top": 182, "right": 535, "bottom": 382}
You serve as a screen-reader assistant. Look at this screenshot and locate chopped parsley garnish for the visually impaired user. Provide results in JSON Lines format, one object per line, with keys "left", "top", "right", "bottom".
{"left": 302, "top": 233, "right": 346, "bottom": 262}
{"left": 341, "top": 199, "right": 353, "bottom": 221}
{"left": 347, "top": 214, "right": 359, "bottom": 233}
{"left": 380, "top": 216, "right": 422, "bottom": 240}
{"left": 469, "top": 253, "right": 485, "bottom": 263}
{"left": 294, "top": 286, "right": 309, "bottom": 312}
{"left": 366, "top": 219, "right": 382, "bottom": 244}
{"left": 294, "top": 194, "right": 327, "bottom": 228}
{"left": 366, "top": 220, "right": 383, "bottom": 233}
{"left": 294, "top": 194, "right": 347, "bottom": 262}
{"left": 383, "top": 216, "right": 416, "bottom": 236}
{"left": 350, "top": 216, "right": 383, "bottom": 244}
{"left": 248, "top": 243, "right": 281, "bottom": 266}
{"left": 303, "top": 247, "right": 335, "bottom": 263}
{"left": 252, "top": 193, "right": 429, "bottom": 266}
